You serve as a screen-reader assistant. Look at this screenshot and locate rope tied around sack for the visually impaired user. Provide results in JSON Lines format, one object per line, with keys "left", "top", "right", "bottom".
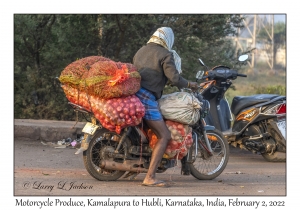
{"left": 108, "top": 64, "right": 130, "bottom": 86}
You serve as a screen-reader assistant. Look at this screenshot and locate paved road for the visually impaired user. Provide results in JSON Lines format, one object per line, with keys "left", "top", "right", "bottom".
{"left": 14, "top": 138, "right": 286, "bottom": 197}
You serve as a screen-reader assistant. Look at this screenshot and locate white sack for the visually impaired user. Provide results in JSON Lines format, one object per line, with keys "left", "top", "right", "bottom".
{"left": 158, "top": 92, "right": 202, "bottom": 125}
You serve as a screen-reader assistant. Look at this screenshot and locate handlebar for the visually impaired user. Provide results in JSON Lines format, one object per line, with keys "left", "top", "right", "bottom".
{"left": 237, "top": 73, "right": 247, "bottom": 77}
{"left": 202, "top": 69, "right": 247, "bottom": 81}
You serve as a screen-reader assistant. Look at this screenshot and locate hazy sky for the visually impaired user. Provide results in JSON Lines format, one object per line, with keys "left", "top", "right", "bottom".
{"left": 245, "top": 14, "right": 286, "bottom": 23}
{"left": 274, "top": 14, "right": 286, "bottom": 23}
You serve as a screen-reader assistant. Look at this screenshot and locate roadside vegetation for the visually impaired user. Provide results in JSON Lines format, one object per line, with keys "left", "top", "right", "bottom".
{"left": 14, "top": 14, "right": 286, "bottom": 120}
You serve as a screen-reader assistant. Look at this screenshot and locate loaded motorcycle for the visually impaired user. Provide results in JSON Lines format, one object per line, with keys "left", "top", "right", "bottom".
{"left": 195, "top": 54, "right": 286, "bottom": 162}
{"left": 68, "top": 89, "right": 229, "bottom": 181}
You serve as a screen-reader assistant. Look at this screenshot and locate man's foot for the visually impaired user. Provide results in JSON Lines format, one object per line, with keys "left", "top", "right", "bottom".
{"left": 142, "top": 180, "right": 169, "bottom": 187}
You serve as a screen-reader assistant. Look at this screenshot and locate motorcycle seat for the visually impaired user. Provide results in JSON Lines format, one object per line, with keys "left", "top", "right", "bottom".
{"left": 231, "top": 94, "right": 280, "bottom": 116}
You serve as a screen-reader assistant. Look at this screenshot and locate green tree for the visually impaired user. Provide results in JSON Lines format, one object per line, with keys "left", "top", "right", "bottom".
{"left": 99, "top": 14, "right": 244, "bottom": 79}
{"left": 14, "top": 15, "right": 57, "bottom": 118}
{"left": 14, "top": 14, "right": 244, "bottom": 120}
{"left": 14, "top": 14, "right": 101, "bottom": 120}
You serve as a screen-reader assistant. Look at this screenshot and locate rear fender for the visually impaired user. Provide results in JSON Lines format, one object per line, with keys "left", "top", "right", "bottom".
{"left": 204, "top": 125, "right": 215, "bottom": 131}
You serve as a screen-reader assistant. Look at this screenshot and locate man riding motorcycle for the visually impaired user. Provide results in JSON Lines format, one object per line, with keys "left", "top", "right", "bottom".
{"left": 133, "top": 27, "right": 198, "bottom": 187}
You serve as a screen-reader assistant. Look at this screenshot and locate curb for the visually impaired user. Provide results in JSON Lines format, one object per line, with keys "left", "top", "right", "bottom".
{"left": 14, "top": 119, "right": 86, "bottom": 142}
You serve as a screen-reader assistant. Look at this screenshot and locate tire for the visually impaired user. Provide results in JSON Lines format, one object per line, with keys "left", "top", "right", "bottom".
{"left": 82, "top": 129, "right": 126, "bottom": 181}
{"left": 189, "top": 129, "right": 229, "bottom": 180}
{"left": 262, "top": 151, "right": 286, "bottom": 162}
{"left": 261, "top": 120, "right": 286, "bottom": 162}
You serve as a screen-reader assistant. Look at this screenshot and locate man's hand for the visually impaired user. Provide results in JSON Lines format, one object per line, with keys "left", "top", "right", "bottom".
{"left": 188, "top": 81, "right": 199, "bottom": 91}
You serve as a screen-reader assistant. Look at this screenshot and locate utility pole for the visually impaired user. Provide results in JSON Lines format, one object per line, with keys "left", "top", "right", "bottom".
{"left": 260, "top": 15, "right": 274, "bottom": 71}
{"left": 235, "top": 14, "right": 274, "bottom": 72}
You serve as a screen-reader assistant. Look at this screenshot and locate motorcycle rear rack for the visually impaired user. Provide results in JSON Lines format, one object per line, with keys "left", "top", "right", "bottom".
{"left": 68, "top": 102, "right": 92, "bottom": 114}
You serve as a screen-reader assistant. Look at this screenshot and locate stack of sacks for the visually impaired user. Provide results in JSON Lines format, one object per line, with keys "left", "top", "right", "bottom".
{"left": 59, "top": 56, "right": 144, "bottom": 134}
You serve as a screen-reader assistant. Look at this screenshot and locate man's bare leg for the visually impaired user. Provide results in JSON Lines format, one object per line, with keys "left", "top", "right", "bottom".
{"left": 143, "top": 120, "right": 171, "bottom": 185}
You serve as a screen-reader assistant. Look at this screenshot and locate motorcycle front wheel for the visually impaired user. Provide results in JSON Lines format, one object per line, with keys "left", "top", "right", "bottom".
{"left": 189, "top": 129, "right": 229, "bottom": 180}
{"left": 82, "top": 129, "right": 126, "bottom": 181}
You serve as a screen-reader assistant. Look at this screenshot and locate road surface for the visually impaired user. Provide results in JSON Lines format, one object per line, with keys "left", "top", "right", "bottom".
{"left": 14, "top": 139, "right": 286, "bottom": 197}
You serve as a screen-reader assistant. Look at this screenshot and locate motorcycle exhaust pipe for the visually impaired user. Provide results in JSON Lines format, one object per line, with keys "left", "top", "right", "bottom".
{"left": 99, "top": 160, "right": 148, "bottom": 173}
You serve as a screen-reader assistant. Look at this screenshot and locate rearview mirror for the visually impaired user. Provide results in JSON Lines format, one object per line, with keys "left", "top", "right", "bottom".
{"left": 199, "top": 58, "right": 205, "bottom": 66}
{"left": 238, "top": 54, "right": 249, "bottom": 62}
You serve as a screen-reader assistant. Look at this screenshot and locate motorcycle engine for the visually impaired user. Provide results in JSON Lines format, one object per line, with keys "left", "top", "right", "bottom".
{"left": 242, "top": 125, "right": 276, "bottom": 154}
{"left": 244, "top": 124, "right": 261, "bottom": 136}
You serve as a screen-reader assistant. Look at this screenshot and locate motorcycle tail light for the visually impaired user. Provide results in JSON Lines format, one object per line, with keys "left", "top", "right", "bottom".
{"left": 264, "top": 102, "right": 286, "bottom": 115}
{"left": 276, "top": 103, "right": 286, "bottom": 114}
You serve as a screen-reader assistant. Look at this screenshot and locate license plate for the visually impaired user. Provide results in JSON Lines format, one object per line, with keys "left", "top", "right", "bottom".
{"left": 82, "top": 122, "right": 99, "bottom": 135}
{"left": 277, "top": 120, "right": 286, "bottom": 139}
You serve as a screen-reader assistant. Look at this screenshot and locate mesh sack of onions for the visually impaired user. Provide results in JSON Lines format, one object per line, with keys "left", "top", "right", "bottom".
{"left": 84, "top": 60, "right": 141, "bottom": 99}
{"left": 59, "top": 56, "right": 111, "bottom": 109}
{"left": 59, "top": 56, "right": 111, "bottom": 89}
{"left": 147, "top": 120, "right": 193, "bottom": 160}
{"left": 61, "top": 85, "right": 92, "bottom": 111}
{"left": 90, "top": 94, "right": 145, "bottom": 134}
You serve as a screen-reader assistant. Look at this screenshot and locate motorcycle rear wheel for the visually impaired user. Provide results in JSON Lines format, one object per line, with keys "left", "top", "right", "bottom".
{"left": 262, "top": 151, "right": 286, "bottom": 162}
{"left": 82, "top": 129, "right": 126, "bottom": 181}
{"left": 262, "top": 121, "right": 286, "bottom": 162}
{"left": 189, "top": 129, "right": 229, "bottom": 180}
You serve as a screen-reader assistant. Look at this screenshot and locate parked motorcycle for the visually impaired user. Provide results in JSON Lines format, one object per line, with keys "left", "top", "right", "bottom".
{"left": 195, "top": 54, "right": 286, "bottom": 162}
{"left": 68, "top": 90, "right": 229, "bottom": 181}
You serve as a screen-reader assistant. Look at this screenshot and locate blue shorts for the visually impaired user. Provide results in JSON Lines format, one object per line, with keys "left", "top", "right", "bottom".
{"left": 135, "top": 88, "right": 163, "bottom": 121}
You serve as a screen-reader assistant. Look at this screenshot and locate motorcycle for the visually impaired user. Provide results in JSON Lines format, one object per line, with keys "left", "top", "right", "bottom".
{"left": 195, "top": 54, "right": 286, "bottom": 162}
{"left": 68, "top": 89, "right": 229, "bottom": 181}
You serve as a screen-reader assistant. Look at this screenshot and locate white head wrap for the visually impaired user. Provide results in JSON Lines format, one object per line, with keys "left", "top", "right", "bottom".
{"left": 147, "top": 27, "right": 182, "bottom": 74}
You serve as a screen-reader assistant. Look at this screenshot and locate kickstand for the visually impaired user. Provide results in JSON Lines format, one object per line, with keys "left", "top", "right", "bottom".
{"left": 123, "top": 171, "right": 139, "bottom": 180}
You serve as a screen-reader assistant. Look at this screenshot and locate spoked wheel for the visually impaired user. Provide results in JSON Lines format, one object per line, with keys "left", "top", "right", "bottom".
{"left": 189, "top": 129, "right": 229, "bottom": 180}
{"left": 83, "top": 129, "right": 127, "bottom": 181}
